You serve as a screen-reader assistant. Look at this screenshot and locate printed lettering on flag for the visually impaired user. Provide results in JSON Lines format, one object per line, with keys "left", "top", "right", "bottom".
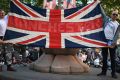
{"left": 4, "top": 0, "right": 107, "bottom": 48}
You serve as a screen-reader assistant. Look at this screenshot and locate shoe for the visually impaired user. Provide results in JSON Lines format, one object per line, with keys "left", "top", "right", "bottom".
{"left": 7, "top": 66, "right": 16, "bottom": 71}
{"left": 0, "top": 66, "right": 2, "bottom": 72}
{"left": 111, "top": 74, "right": 117, "bottom": 79}
{"left": 97, "top": 72, "right": 106, "bottom": 76}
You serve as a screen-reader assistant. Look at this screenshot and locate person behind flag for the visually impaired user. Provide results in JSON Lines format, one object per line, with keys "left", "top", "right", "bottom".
{"left": 0, "top": 9, "right": 16, "bottom": 72}
{"left": 43, "top": 0, "right": 56, "bottom": 9}
{"left": 63, "top": 0, "right": 76, "bottom": 9}
{"left": 66, "top": 0, "right": 71, "bottom": 8}
{"left": 97, "top": 10, "right": 119, "bottom": 79}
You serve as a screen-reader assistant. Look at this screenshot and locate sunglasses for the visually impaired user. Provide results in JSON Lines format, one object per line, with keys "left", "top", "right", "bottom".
{"left": 112, "top": 13, "right": 118, "bottom": 16}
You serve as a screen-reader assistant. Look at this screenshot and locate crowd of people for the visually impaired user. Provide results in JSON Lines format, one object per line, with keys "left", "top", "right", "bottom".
{"left": 0, "top": 43, "right": 43, "bottom": 71}
{"left": 77, "top": 48, "right": 102, "bottom": 67}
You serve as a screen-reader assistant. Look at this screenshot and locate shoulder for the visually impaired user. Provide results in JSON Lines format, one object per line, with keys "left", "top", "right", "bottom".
{"left": 108, "top": 20, "right": 119, "bottom": 25}
{"left": 104, "top": 16, "right": 111, "bottom": 23}
{"left": 4, "top": 15, "right": 8, "bottom": 23}
{"left": 4, "top": 15, "right": 8, "bottom": 19}
{"left": 116, "top": 21, "right": 119, "bottom": 25}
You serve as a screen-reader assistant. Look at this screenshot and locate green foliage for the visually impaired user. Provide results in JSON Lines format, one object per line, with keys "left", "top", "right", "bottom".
{"left": 0, "top": 0, "right": 10, "bottom": 13}
{"left": 101, "top": 0, "right": 120, "bottom": 15}
{"left": 36, "top": 0, "right": 43, "bottom": 7}
{"left": 81, "top": 0, "right": 88, "bottom": 6}
{"left": 101, "top": 0, "right": 120, "bottom": 21}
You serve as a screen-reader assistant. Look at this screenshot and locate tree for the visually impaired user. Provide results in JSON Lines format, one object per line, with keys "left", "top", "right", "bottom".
{"left": 101, "top": 0, "right": 120, "bottom": 15}
{"left": 100, "top": 0, "right": 120, "bottom": 21}
{"left": 0, "top": 0, "right": 10, "bottom": 13}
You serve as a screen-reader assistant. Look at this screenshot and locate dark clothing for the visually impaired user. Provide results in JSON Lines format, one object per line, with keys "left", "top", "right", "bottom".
{"left": 101, "top": 47, "right": 116, "bottom": 74}
{"left": 0, "top": 38, "right": 13, "bottom": 65}
{"left": 28, "top": 49, "right": 38, "bottom": 61}
{"left": 0, "top": 36, "right": 3, "bottom": 40}
{"left": 0, "top": 36, "right": 4, "bottom": 65}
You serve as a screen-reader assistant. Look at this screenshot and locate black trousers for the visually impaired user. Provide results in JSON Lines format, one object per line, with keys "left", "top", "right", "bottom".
{"left": 0, "top": 36, "right": 12, "bottom": 65}
{"left": 102, "top": 47, "right": 116, "bottom": 74}
{"left": 0, "top": 36, "right": 4, "bottom": 64}
{"left": 0, "top": 36, "right": 3, "bottom": 40}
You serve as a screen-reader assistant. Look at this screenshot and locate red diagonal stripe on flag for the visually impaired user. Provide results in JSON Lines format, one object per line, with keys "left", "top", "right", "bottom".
{"left": 72, "top": 36, "right": 107, "bottom": 46}
{"left": 13, "top": 0, "right": 39, "bottom": 17}
{"left": 18, "top": 35, "right": 45, "bottom": 44}
{"left": 66, "top": 1, "right": 96, "bottom": 19}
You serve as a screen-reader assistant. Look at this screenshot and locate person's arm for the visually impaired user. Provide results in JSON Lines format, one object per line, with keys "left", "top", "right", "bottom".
{"left": 0, "top": 39, "right": 10, "bottom": 44}
{"left": 0, "top": 39, "right": 4, "bottom": 44}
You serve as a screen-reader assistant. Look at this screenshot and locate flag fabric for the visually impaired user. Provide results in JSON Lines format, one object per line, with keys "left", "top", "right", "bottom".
{"left": 5, "top": 0, "right": 107, "bottom": 48}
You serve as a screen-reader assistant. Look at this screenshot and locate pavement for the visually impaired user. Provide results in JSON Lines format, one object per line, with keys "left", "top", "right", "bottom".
{"left": 0, "top": 64, "right": 120, "bottom": 80}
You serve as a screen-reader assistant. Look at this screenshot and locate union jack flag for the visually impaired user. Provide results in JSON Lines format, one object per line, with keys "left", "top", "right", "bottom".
{"left": 5, "top": 0, "right": 107, "bottom": 48}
